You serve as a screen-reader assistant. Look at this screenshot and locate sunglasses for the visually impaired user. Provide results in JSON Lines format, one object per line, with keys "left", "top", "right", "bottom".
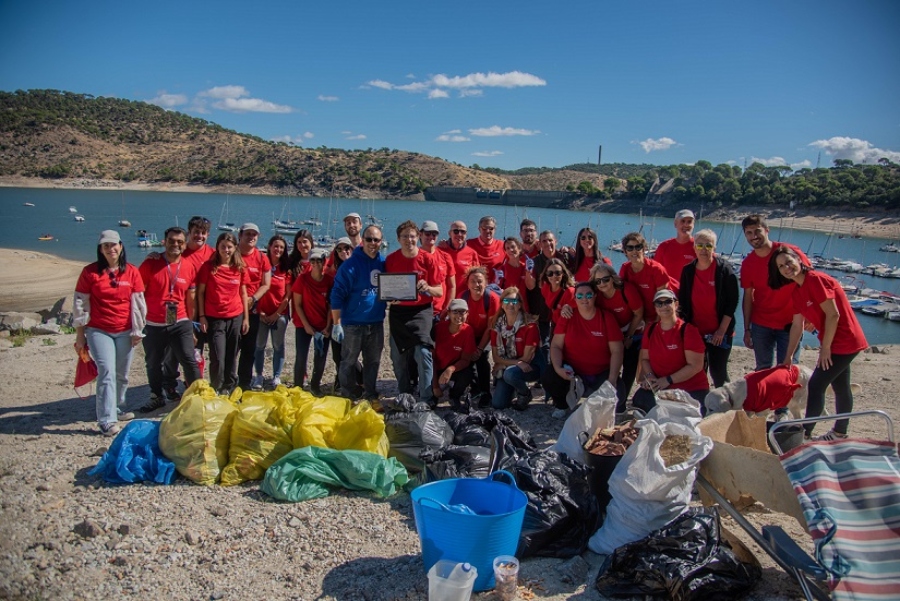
{"left": 310, "top": 257, "right": 325, "bottom": 263}
{"left": 364, "top": 237, "right": 382, "bottom": 243}
{"left": 502, "top": 298, "right": 520, "bottom": 305}
{"left": 595, "top": 276, "right": 612, "bottom": 284}
{"left": 546, "top": 270, "right": 563, "bottom": 277}
{"left": 422, "top": 231, "right": 439, "bottom": 236}
{"left": 450, "top": 309, "right": 468, "bottom": 315}
{"left": 654, "top": 298, "right": 675, "bottom": 307}
{"left": 575, "top": 292, "right": 594, "bottom": 300}
{"left": 694, "top": 243, "right": 714, "bottom": 250}
{"left": 580, "top": 235, "right": 593, "bottom": 241}
{"left": 451, "top": 228, "right": 467, "bottom": 235}
{"left": 480, "top": 226, "right": 495, "bottom": 231}
{"left": 337, "top": 246, "right": 352, "bottom": 252}
{"left": 624, "top": 244, "right": 644, "bottom": 252}
{"left": 107, "top": 271, "right": 118, "bottom": 288}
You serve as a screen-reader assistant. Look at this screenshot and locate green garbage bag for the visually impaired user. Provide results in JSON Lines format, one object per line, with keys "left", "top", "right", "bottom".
{"left": 261, "top": 446, "right": 410, "bottom": 502}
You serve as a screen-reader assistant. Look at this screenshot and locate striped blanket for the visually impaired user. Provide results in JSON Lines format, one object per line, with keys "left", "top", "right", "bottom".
{"left": 780, "top": 439, "right": 900, "bottom": 601}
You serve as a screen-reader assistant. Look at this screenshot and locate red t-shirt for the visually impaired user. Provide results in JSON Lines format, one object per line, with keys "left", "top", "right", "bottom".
{"left": 240, "top": 247, "right": 272, "bottom": 297}
{"left": 464, "top": 291, "right": 502, "bottom": 344}
{"left": 619, "top": 258, "right": 672, "bottom": 323}
{"left": 691, "top": 262, "right": 719, "bottom": 335}
{"left": 522, "top": 245, "right": 541, "bottom": 260}
{"left": 540, "top": 284, "right": 575, "bottom": 326}
{"left": 743, "top": 365, "right": 801, "bottom": 412}
{"left": 467, "top": 237, "right": 505, "bottom": 284}
{"left": 291, "top": 271, "right": 334, "bottom": 331}
{"left": 654, "top": 238, "right": 695, "bottom": 284}
{"left": 385, "top": 249, "right": 440, "bottom": 307}
{"left": 442, "top": 243, "right": 481, "bottom": 294}
{"left": 554, "top": 309, "right": 623, "bottom": 376}
{"left": 646, "top": 319, "right": 709, "bottom": 392}
{"left": 572, "top": 255, "right": 613, "bottom": 283}
{"left": 425, "top": 247, "right": 456, "bottom": 314}
{"left": 792, "top": 271, "right": 868, "bottom": 355}
{"left": 258, "top": 265, "right": 293, "bottom": 316}
{"left": 740, "top": 242, "right": 809, "bottom": 329}
{"left": 498, "top": 258, "right": 531, "bottom": 314}
{"left": 197, "top": 263, "right": 247, "bottom": 319}
{"left": 182, "top": 244, "right": 214, "bottom": 274}
{"left": 596, "top": 282, "right": 643, "bottom": 330}
{"left": 490, "top": 321, "right": 540, "bottom": 358}
{"left": 139, "top": 256, "right": 197, "bottom": 324}
{"left": 433, "top": 321, "right": 477, "bottom": 372}
{"left": 75, "top": 263, "right": 145, "bottom": 333}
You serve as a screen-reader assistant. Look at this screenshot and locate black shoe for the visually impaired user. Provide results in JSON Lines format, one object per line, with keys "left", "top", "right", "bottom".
{"left": 163, "top": 386, "right": 181, "bottom": 402}
{"left": 310, "top": 384, "right": 323, "bottom": 398}
{"left": 139, "top": 393, "right": 167, "bottom": 414}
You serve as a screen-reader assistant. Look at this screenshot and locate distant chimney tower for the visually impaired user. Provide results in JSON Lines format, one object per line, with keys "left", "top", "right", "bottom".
{"left": 598, "top": 145, "right": 602, "bottom": 167}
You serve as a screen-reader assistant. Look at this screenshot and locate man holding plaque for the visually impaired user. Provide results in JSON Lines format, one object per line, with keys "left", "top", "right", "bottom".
{"left": 385, "top": 220, "right": 443, "bottom": 402}
{"left": 330, "top": 225, "right": 387, "bottom": 401}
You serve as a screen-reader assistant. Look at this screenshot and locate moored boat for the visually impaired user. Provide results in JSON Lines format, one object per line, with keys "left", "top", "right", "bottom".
{"left": 68, "top": 206, "right": 77, "bottom": 213}
{"left": 38, "top": 234, "right": 54, "bottom": 241}
{"left": 23, "top": 202, "right": 35, "bottom": 207}
{"left": 74, "top": 214, "right": 85, "bottom": 222}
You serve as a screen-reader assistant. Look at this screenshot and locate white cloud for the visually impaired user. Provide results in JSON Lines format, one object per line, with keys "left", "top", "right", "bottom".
{"left": 469, "top": 125, "right": 539, "bottom": 137}
{"left": 791, "top": 159, "right": 813, "bottom": 170}
{"left": 459, "top": 89, "right": 483, "bottom": 98}
{"left": 749, "top": 156, "right": 790, "bottom": 167}
{"left": 367, "top": 79, "right": 394, "bottom": 90}
{"left": 341, "top": 130, "right": 352, "bottom": 135}
{"left": 317, "top": 95, "right": 339, "bottom": 102}
{"left": 364, "top": 70, "right": 545, "bottom": 98}
{"left": 273, "top": 132, "right": 315, "bottom": 145}
{"left": 200, "top": 85, "right": 248, "bottom": 99}
{"left": 346, "top": 134, "right": 367, "bottom": 140}
{"left": 638, "top": 137, "right": 678, "bottom": 153}
{"left": 197, "top": 85, "right": 292, "bottom": 113}
{"left": 436, "top": 131, "right": 470, "bottom": 142}
{"left": 809, "top": 136, "right": 900, "bottom": 163}
{"left": 428, "top": 89, "right": 449, "bottom": 99}
{"left": 303, "top": 132, "right": 314, "bottom": 139}
{"left": 472, "top": 151, "right": 503, "bottom": 157}
{"left": 148, "top": 92, "right": 187, "bottom": 109}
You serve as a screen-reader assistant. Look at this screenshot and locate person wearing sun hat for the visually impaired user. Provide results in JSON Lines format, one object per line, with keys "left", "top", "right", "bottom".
{"left": 432, "top": 298, "right": 477, "bottom": 410}
{"left": 419, "top": 220, "right": 456, "bottom": 320}
{"left": 236, "top": 222, "right": 271, "bottom": 390}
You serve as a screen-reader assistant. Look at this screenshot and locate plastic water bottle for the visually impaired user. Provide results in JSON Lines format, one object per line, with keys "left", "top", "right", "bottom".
{"left": 448, "top": 562, "right": 474, "bottom": 583}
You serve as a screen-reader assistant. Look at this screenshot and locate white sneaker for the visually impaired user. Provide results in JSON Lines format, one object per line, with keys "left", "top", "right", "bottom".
{"left": 271, "top": 376, "right": 281, "bottom": 387}
{"left": 814, "top": 429, "right": 848, "bottom": 442}
{"left": 250, "top": 375, "right": 264, "bottom": 390}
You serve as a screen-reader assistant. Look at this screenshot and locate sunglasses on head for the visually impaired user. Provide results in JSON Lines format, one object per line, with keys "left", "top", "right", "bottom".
{"left": 364, "top": 236, "right": 382, "bottom": 243}
{"left": 595, "top": 276, "right": 612, "bottom": 284}
{"left": 575, "top": 292, "right": 594, "bottom": 300}
{"left": 654, "top": 298, "right": 675, "bottom": 307}
{"left": 451, "top": 228, "right": 467, "bottom": 235}
{"left": 624, "top": 244, "right": 643, "bottom": 252}
{"left": 694, "top": 243, "right": 714, "bottom": 250}
{"left": 546, "top": 270, "right": 563, "bottom": 277}
{"left": 502, "top": 298, "right": 520, "bottom": 305}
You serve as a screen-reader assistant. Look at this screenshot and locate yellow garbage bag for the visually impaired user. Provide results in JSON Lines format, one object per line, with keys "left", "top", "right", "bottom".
{"left": 292, "top": 396, "right": 350, "bottom": 449}
{"left": 219, "top": 393, "right": 296, "bottom": 486}
{"left": 158, "top": 380, "right": 237, "bottom": 485}
{"left": 328, "top": 400, "right": 388, "bottom": 456}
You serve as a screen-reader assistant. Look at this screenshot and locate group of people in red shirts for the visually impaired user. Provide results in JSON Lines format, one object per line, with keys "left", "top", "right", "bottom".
{"left": 74, "top": 209, "right": 866, "bottom": 441}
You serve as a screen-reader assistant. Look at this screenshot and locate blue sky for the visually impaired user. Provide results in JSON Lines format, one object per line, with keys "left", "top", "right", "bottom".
{"left": 2, "top": 0, "right": 899, "bottom": 171}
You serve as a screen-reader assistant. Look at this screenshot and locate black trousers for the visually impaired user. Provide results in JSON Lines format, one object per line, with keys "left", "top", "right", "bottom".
{"left": 208, "top": 315, "right": 242, "bottom": 392}
{"left": 805, "top": 351, "right": 859, "bottom": 436}
{"left": 541, "top": 367, "right": 612, "bottom": 410}
{"left": 705, "top": 341, "right": 732, "bottom": 388}
{"left": 237, "top": 312, "right": 260, "bottom": 389}
{"left": 143, "top": 321, "right": 201, "bottom": 396}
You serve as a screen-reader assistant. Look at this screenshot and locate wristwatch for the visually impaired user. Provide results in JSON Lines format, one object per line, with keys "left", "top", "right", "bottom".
{"left": 666, "top": 375, "right": 674, "bottom": 386}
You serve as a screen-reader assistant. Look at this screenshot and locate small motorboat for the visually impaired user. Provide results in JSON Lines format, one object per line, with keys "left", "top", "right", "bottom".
{"left": 38, "top": 234, "right": 54, "bottom": 241}
{"left": 118, "top": 220, "right": 132, "bottom": 228}
{"left": 23, "top": 202, "right": 35, "bottom": 207}
{"left": 68, "top": 206, "right": 77, "bottom": 213}
{"left": 74, "top": 214, "right": 85, "bottom": 222}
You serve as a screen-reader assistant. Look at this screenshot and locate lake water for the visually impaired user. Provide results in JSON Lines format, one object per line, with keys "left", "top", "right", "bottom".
{"left": 3, "top": 186, "right": 900, "bottom": 344}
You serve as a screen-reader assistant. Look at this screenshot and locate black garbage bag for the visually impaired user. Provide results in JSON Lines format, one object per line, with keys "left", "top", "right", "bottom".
{"left": 384, "top": 409, "right": 454, "bottom": 474}
{"left": 499, "top": 448, "right": 600, "bottom": 559}
{"left": 418, "top": 444, "right": 493, "bottom": 483}
{"left": 595, "top": 507, "right": 761, "bottom": 601}
{"left": 380, "top": 393, "right": 419, "bottom": 413}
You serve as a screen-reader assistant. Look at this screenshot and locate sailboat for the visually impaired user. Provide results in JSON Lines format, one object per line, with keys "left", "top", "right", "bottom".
{"left": 218, "top": 196, "right": 238, "bottom": 232}
{"left": 118, "top": 193, "right": 131, "bottom": 227}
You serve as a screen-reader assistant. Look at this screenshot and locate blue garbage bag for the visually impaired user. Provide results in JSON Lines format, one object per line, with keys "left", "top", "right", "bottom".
{"left": 88, "top": 420, "right": 176, "bottom": 484}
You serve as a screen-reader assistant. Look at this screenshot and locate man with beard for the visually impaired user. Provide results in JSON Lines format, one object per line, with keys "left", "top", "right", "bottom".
{"left": 519, "top": 219, "right": 540, "bottom": 259}
{"left": 236, "top": 223, "right": 271, "bottom": 390}
{"left": 343, "top": 212, "right": 363, "bottom": 247}
{"left": 467, "top": 216, "right": 505, "bottom": 285}
{"left": 386, "top": 220, "right": 442, "bottom": 402}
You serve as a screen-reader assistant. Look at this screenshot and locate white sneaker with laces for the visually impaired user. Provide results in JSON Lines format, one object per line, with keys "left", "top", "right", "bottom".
{"left": 814, "top": 429, "right": 848, "bottom": 442}
{"left": 250, "top": 375, "right": 264, "bottom": 390}
{"left": 271, "top": 376, "right": 281, "bottom": 387}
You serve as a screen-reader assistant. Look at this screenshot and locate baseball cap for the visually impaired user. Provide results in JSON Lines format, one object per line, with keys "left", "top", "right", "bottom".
{"left": 240, "top": 222, "right": 260, "bottom": 234}
{"left": 448, "top": 299, "right": 468, "bottom": 312}
{"left": 335, "top": 237, "right": 353, "bottom": 248}
{"left": 421, "top": 220, "right": 439, "bottom": 234}
{"left": 674, "top": 209, "right": 695, "bottom": 220}
{"left": 309, "top": 249, "right": 327, "bottom": 261}
{"left": 344, "top": 212, "right": 361, "bottom": 222}
{"left": 98, "top": 230, "right": 121, "bottom": 244}
{"left": 653, "top": 289, "right": 677, "bottom": 302}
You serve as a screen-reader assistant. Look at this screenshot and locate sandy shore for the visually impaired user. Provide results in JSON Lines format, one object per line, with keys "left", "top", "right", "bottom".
{"left": 0, "top": 248, "right": 84, "bottom": 313}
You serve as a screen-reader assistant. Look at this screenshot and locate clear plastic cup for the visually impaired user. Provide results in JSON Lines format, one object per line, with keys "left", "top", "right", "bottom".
{"left": 492, "top": 555, "right": 519, "bottom": 601}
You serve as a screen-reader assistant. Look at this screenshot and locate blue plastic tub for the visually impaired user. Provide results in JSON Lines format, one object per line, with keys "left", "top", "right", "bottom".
{"left": 411, "top": 470, "right": 527, "bottom": 592}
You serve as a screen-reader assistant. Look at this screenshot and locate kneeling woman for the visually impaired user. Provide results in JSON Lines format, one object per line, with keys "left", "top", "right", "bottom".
{"left": 542, "top": 281, "right": 623, "bottom": 415}
{"left": 633, "top": 289, "right": 709, "bottom": 412}
{"left": 490, "top": 287, "right": 543, "bottom": 410}
{"left": 769, "top": 246, "right": 868, "bottom": 441}
{"left": 432, "top": 299, "right": 477, "bottom": 411}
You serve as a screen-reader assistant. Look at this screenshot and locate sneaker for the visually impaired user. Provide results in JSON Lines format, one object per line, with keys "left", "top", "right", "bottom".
{"left": 271, "top": 376, "right": 281, "bottom": 387}
{"left": 138, "top": 393, "right": 167, "bottom": 414}
{"left": 99, "top": 422, "right": 120, "bottom": 437}
{"left": 250, "top": 375, "right": 264, "bottom": 390}
{"left": 514, "top": 389, "right": 533, "bottom": 409}
{"left": 773, "top": 410, "right": 792, "bottom": 423}
{"left": 310, "top": 384, "right": 323, "bottom": 398}
{"left": 163, "top": 386, "right": 181, "bottom": 402}
{"left": 551, "top": 408, "right": 568, "bottom": 420}
{"left": 117, "top": 410, "right": 135, "bottom": 422}
{"left": 814, "top": 430, "right": 848, "bottom": 442}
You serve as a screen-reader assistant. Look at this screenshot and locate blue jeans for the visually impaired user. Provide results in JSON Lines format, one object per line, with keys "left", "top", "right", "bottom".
{"left": 341, "top": 323, "right": 383, "bottom": 399}
{"left": 390, "top": 338, "right": 433, "bottom": 400}
{"left": 254, "top": 315, "right": 288, "bottom": 378}
{"left": 85, "top": 327, "right": 135, "bottom": 425}
{"left": 750, "top": 322, "right": 800, "bottom": 370}
{"left": 492, "top": 362, "right": 543, "bottom": 409}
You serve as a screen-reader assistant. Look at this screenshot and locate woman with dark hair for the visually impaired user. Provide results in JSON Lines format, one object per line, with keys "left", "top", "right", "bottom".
{"left": 197, "top": 232, "right": 249, "bottom": 394}
{"left": 287, "top": 228, "right": 315, "bottom": 277}
{"left": 74, "top": 230, "right": 147, "bottom": 436}
{"left": 461, "top": 266, "right": 501, "bottom": 404}
{"left": 677, "top": 228, "right": 739, "bottom": 388}
{"left": 769, "top": 246, "right": 868, "bottom": 440}
{"left": 490, "top": 287, "right": 542, "bottom": 410}
{"left": 542, "top": 281, "right": 623, "bottom": 418}
{"left": 292, "top": 249, "right": 337, "bottom": 395}
{"left": 326, "top": 236, "right": 354, "bottom": 277}
{"left": 538, "top": 257, "right": 576, "bottom": 330}
{"left": 591, "top": 262, "right": 644, "bottom": 410}
{"left": 633, "top": 289, "right": 709, "bottom": 412}
{"left": 432, "top": 298, "right": 477, "bottom": 411}
{"left": 498, "top": 237, "right": 531, "bottom": 314}
{"left": 251, "top": 235, "right": 292, "bottom": 389}
{"left": 618, "top": 231, "right": 674, "bottom": 325}
{"left": 570, "top": 227, "right": 611, "bottom": 282}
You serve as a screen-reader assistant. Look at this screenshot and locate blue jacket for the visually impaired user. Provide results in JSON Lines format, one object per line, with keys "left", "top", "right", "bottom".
{"left": 330, "top": 246, "right": 387, "bottom": 325}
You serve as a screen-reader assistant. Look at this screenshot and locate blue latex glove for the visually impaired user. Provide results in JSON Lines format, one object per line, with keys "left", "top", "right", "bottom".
{"left": 331, "top": 323, "right": 344, "bottom": 344}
